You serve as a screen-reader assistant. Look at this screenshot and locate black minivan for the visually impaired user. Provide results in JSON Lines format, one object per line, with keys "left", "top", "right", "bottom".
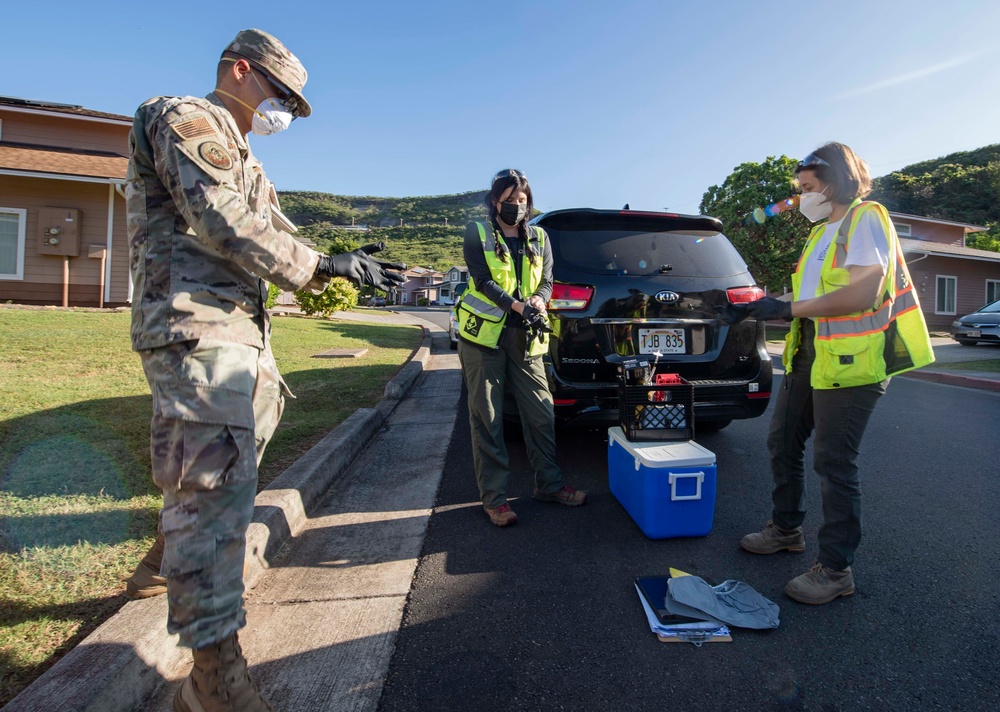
{"left": 533, "top": 208, "right": 772, "bottom": 431}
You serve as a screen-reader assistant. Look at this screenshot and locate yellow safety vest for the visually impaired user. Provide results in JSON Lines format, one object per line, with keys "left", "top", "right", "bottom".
{"left": 457, "top": 222, "right": 548, "bottom": 357}
{"left": 784, "top": 199, "right": 935, "bottom": 389}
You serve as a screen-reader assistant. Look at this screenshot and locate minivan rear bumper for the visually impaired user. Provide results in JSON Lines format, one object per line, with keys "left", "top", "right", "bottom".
{"left": 548, "top": 367, "right": 772, "bottom": 427}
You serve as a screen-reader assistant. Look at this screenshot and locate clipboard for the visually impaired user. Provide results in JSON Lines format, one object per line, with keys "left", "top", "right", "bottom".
{"left": 635, "top": 575, "right": 732, "bottom": 645}
{"left": 656, "top": 630, "right": 732, "bottom": 644}
{"left": 635, "top": 576, "right": 706, "bottom": 626}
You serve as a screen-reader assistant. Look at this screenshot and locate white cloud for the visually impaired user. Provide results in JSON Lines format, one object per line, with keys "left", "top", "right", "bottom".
{"left": 832, "top": 54, "right": 979, "bottom": 100}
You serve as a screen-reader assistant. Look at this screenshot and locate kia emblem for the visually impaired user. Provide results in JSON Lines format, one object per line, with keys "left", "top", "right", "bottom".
{"left": 654, "top": 290, "right": 680, "bottom": 304}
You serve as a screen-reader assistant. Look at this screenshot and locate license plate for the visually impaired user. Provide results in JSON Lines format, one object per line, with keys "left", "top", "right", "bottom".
{"left": 638, "top": 328, "right": 685, "bottom": 354}
{"left": 968, "top": 329, "right": 982, "bottom": 338}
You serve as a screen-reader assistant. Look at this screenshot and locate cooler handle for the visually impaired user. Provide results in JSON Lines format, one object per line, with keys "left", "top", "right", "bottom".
{"left": 668, "top": 471, "right": 704, "bottom": 501}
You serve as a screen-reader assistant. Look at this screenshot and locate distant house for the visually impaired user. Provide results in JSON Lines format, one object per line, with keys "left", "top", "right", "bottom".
{"left": 394, "top": 266, "right": 443, "bottom": 305}
{"left": 0, "top": 96, "right": 132, "bottom": 307}
{"left": 890, "top": 212, "right": 1000, "bottom": 330}
{"left": 439, "top": 265, "right": 468, "bottom": 305}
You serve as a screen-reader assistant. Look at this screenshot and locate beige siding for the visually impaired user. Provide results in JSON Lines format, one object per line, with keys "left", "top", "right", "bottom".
{"left": 108, "top": 186, "right": 130, "bottom": 304}
{"left": 0, "top": 175, "right": 127, "bottom": 307}
{"left": 0, "top": 109, "right": 130, "bottom": 155}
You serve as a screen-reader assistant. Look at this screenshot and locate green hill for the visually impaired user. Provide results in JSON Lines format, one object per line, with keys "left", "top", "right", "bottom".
{"left": 278, "top": 143, "right": 1000, "bottom": 268}
{"left": 276, "top": 190, "right": 489, "bottom": 271}
{"left": 869, "top": 144, "right": 1000, "bottom": 250}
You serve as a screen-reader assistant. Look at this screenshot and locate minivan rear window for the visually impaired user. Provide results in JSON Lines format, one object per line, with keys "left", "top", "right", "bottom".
{"left": 546, "top": 229, "right": 749, "bottom": 277}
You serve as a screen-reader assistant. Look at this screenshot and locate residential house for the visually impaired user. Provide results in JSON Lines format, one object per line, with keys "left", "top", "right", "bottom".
{"left": 438, "top": 265, "right": 468, "bottom": 305}
{"left": 890, "top": 212, "right": 1000, "bottom": 330}
{"left": 394, "top": 266, "right": 444, "bottom": 305}
{"left": 0, "top": 96, "right": 131, "bottom": 307}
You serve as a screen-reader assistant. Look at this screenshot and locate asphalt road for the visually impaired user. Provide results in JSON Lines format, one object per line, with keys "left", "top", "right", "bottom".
{"left": 378, "top": 355, "right": 1000, "bottom": 712}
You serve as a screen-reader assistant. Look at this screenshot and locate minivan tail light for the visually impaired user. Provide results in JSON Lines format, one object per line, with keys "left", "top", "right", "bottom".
{"left": 548, "top": 283, "right": 594, "bottom": 311}
{"left": 727, "top": 286, "right": 765, "bottom": 304}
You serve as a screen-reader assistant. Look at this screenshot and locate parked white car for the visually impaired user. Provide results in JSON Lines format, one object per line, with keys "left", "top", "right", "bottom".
{"left": 448, "top": 306, "right": 458, "bottom": 350}
{"left": 951, "top": 298, "right": 1000, "bottom": 346}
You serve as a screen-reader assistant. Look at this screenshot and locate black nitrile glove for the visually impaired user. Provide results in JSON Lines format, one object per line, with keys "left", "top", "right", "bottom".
{"left": 521, "top": 303, "right": 553, "bottom": 333}
{"left": 315, "top": 242, "right": 407, "bottom": 292}
{"left": 745, "top": 297, "right": 793, "bottom": 322}
{"left": 715, "top": 303, "right": 749, "bottom": 325}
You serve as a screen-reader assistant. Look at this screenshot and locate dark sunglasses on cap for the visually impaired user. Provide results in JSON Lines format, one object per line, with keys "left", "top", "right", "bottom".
{"left": 492, "top": 168, "right": 526, "bottom": 185}
{"left": 795, "top": 152, "right": 830, "bottom": 172}
{"left": 255, "top": 69, "right": 300, "bottom": 118}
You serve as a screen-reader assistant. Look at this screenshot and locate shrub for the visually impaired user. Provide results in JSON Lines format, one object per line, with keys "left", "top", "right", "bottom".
{"left": 294, "top": 278, "right": 359, "bottom": 317}
{"left": 265, "top": 282, "right": 282, "bottom": 309}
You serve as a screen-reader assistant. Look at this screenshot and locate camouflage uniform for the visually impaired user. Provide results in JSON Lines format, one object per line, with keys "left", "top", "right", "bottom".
{"left": 127, "top": 43, "right": 322, "bottom": 647}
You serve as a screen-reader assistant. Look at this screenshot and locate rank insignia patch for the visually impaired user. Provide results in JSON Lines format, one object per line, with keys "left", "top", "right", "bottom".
{"left": 198, "top": 141, "right": 233, "bottom": 170}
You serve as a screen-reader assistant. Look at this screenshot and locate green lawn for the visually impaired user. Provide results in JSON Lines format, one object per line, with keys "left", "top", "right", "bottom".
{"left": 931, "top": 356, "right": 1000, "bottom": 373}
{"left": 0, "top": 307, "right": 421, "bottom": 706}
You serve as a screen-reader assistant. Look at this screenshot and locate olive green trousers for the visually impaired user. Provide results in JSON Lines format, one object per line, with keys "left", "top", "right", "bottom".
{"left": 458, "top": 328, "right": 563, "bottom": 509}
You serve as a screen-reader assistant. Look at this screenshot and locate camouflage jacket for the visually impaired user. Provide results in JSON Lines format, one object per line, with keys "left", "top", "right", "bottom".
{"left": 126, "top": 93, "right": 323, "bottom": 351}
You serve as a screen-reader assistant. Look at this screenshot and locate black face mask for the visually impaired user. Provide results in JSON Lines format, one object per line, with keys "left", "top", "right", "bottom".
{"left": 499, "top": 202, "right": 527, "bottom": 226}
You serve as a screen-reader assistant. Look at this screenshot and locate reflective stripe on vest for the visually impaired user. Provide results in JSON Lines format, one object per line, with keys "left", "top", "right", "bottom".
{"left": 785, "top": 199, "right": 935, "bottom": 388}
{"left": 457, "top": 222, "right": 547, "bottom": 354}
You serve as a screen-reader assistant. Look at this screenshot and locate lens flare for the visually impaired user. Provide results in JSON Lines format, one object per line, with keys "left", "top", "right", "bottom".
{"left": 749, "top": 195, "right": 799, "bottom": 224}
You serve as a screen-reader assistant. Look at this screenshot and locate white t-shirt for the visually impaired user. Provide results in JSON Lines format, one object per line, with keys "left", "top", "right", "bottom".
{"left": 798, "top": 210, "right": 890, "bottom": 299}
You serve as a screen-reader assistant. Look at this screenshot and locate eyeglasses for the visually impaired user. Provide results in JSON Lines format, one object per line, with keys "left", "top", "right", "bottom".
{"left": 796, "top": 152, "right": 830, "bottom": 172}
{"left": 254, "top": 69, "right": 300, "bottom": 118}
{"left": 492, "top": 168, "right": 525, "bottom": 185}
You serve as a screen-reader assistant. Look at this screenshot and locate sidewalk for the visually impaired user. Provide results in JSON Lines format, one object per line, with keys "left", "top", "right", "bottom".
{"left": 766, "top": 335, "right": 1000, "bottom": 392}
{"left": 3, "top": 309, "right": 463, "bottom": 712}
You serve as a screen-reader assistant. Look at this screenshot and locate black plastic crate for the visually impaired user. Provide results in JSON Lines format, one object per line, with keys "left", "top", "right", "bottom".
{"left": 618, "top": 379, "right": 695, "bottom": 442}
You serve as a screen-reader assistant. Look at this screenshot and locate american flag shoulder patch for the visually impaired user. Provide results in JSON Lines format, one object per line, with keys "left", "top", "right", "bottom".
{"left": 171, "top": 116, "right": 217, "bottom": 141}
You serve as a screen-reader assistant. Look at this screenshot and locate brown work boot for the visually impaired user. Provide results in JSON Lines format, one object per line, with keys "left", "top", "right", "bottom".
{"left": 533, "top": 485, "right": 587, "bottom": 506}
{"left": 173, "top": 632, "right": 275, "bottom": 712}
{"left": 126, "top": 533, "right": 167, "bottom": 599}
{"left": 740, "top": 521, "right": 805, "bottom": 555}
{"left": 484, "top": 502, "right": 518, "bottom": 527}
{"left": 785, "top": 562, "right": 856, "bottom": 605}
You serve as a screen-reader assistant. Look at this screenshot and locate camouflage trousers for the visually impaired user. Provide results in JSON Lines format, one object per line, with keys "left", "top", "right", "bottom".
{"left": 140, "top": 338, "right": 285, "bottom": 649}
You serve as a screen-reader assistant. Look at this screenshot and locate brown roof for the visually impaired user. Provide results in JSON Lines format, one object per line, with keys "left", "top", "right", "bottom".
{"left": 890, "top": 211, "right": 988, "bottom": 233}
{"left": 901, "top": 238, "right": 1000, "bottom": 263}
{"left": 0, "top": 96, "right": 132, "bottom": 122}
{"left": 0, "top": 142, "right": 127, "bottom": 180}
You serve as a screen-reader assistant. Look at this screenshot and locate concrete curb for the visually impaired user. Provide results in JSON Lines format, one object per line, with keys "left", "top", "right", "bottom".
{"left": 3, "top": 326, "right": 433, "bottom": 712}
{"left": 897, "top": 369, "right": 1000, "bottom": 392}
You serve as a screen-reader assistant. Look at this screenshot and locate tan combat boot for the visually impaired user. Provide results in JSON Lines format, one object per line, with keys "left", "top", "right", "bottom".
{"left": 174, "top": 632, "right": 275, "bottom": 712}
{"left": 126, "top": 533, "right": 167, "bottom": 599}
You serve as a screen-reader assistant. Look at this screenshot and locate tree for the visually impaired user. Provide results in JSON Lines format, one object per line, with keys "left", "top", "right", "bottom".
{"left": 700, "top": 156, "right": 810, "bottom": 293}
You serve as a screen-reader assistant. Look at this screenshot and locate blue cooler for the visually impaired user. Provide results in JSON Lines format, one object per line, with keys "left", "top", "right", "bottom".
{"left": 608, "top": 427, "right": 717, "bottom": 539}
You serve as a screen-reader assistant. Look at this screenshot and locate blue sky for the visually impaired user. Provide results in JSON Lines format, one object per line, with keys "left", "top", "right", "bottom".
{"left": 4, "top": 0, "right": 1000, "bottom": 214}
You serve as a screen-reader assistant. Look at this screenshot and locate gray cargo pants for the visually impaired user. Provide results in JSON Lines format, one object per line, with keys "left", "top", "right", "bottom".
{"left": 458, "top": 327, "right": 563, "bottom": 509}
{"left": 140, "top": 338, "right": 285, "bottom": 649}
{"left": 768, "top": 321, "right": 887, "bottom": 571}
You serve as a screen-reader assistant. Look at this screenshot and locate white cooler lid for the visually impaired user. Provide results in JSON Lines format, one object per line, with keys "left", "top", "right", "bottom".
{"left": 608, "top": 427, "right": 716, "bottom": 468}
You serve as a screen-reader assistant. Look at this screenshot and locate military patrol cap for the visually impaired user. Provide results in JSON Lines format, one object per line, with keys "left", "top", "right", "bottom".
{"left": 224, "top": 29, "right": 312, "bottom": 118}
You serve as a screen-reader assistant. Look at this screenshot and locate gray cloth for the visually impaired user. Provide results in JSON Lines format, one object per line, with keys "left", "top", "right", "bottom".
{"left": 662, "top": 587, "right": 724, "bottom": 626}
{"left": 667, "top": 575, "right": 780, "bottom": 630}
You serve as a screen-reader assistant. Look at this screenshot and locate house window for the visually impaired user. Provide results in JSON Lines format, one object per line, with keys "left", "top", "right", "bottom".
{"left": 895, "top": 223, "right": 911, "bottom": 237}
{"left": 0, "top": 208, "right": 27, "bottom": 280}
{"left": 935, "top": 275, "right": 957, "bottom": 315}
{"left": 987, "top": 279, "right": 1000, "bottom": 305}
